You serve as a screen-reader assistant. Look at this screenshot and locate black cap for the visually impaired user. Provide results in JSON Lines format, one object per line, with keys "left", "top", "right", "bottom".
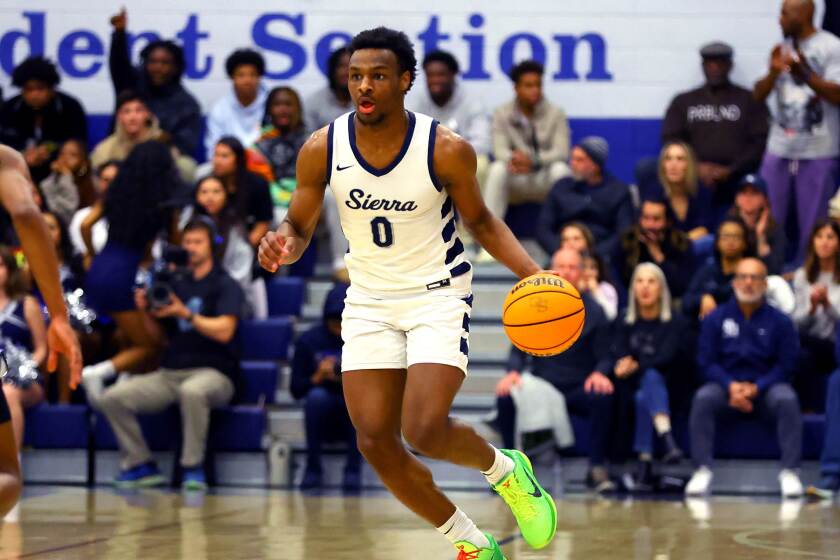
{"left": 700, "top": 41, "right": 734, "bottom": 60}
{"left": 738, "top": 174, "right": 768, "bottom": 196}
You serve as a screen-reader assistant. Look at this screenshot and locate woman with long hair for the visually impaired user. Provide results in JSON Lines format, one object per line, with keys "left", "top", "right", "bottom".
{"left": 70, "top": 160, "right": 119, "bottom": 261}
{"left": 79, "top": 141, "right": 180, "bottom": 400}
{"left": 792, "top": 220, "right": 840, "bottom": 410}
{"left": 38, "top": 139, "right": 94, "bottom": 224}
{"left": 683, "top": 217, "right": 754, "bottom": 320}
{"left": 612, "top": 263, "right": 692, "bottom": 491}
{"left": 656, "top": 141, "right": 713, "bottom": 242}
{"left": 211, "top": 136, "right": 273, "bottom": 249}
{"left": 190, "top": 175, "right": 259, "bottom": 315}
{"left": 0, "top": 247, "right": 48, "bottom": 460}
{"left": 558, "top": 222, "right": 618, "bottom": 319}
{"left": 247, "top": 86, "right": 308, "bottom": 224}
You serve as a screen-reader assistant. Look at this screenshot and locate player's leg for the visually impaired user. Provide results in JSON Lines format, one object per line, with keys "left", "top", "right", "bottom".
{"left": 402, "top": 363, "right": 495, "bottom": 469}
{"left": 403, "top": 295, "right": 557, "bottom": 550}
{"left": 343, "top": 370, "right": 503, "bottom": 558}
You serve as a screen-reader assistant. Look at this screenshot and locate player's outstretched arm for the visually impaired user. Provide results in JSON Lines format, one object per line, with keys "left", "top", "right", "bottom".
{"left": 258, "top": 128, "right": 329, "bottom": 273}
{"left": 0, "top": 146, "right": 82, "bottom": 387}
{"left": 434, "top": 128, "right": 541, "bottom": 280}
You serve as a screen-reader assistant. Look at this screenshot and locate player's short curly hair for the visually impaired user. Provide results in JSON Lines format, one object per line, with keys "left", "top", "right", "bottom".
{"left": 225, "top": 48, "right": 266, "bottom": 78}
{"left": 11, "top": 56, "right": 60, "bottom": 88}
{"left": 348, "top": 27, "right": 417, "bottom": 91}
{"left": 509, "top": 60, "right": 544, "bottom": 84}
{"left": 422, "top": 50, "right": 459, "bottom": 75}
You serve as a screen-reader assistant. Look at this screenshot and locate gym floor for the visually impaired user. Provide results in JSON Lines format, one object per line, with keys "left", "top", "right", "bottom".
{"left": 1, "top": 487, "right": 838, "bottom": 559}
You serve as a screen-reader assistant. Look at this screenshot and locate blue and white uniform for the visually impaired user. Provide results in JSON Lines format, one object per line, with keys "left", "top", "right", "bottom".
{"left": 327, "top": 111, "right": 473, "bottom": 373}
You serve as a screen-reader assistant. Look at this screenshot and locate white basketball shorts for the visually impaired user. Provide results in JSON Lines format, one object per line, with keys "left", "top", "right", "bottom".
{"left": 340, "top": 286, "right": 473, "bottom": 375}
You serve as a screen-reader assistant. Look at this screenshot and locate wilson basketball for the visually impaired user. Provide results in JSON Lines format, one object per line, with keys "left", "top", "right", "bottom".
{"left": 502, "top": 272, "right": 586, "bottom": 357}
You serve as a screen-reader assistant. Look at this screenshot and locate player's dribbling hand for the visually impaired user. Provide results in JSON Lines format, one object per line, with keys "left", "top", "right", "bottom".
{"left": 258, "top": 231, "right": 294, "bottom": 273}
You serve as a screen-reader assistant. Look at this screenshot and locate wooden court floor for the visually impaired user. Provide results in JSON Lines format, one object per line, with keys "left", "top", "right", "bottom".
{"left": 0, "top": 487, "right": 838, "bottom": 559}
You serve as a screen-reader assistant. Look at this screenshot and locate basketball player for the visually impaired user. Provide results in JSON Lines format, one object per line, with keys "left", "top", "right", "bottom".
{"left": 259, "top": 28, "right": 556, "bottom": 558}
{"left": 0, "top": 146, "right": 83, "bottom": 515}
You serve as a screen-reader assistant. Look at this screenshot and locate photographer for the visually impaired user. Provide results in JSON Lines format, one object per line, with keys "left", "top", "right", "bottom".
{"left": 97, "top": 218, "right": 244, "bottom": 491}
{"left": 616, "top": 197, "right": 694, "bottom": 298}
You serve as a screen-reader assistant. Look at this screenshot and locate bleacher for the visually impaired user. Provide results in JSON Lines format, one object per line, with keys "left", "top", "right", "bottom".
{"left": 19, "top": 214, "right": 828, "bottom": 493}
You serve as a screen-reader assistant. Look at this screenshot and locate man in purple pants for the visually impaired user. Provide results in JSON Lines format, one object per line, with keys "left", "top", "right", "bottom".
{"left": 754, "top": 0, "right": 840, "bottom": 261}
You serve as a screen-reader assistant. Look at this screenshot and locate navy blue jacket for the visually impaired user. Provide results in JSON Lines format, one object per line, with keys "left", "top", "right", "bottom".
{"left": 290, "top": 284, "right": 347, "bottom": 400}
{"left": 683, "top": 260, "right": 734, "bottom": 319}
{"left": 697, "top": 298, "right": 798, "bottom": 392}
{"left": 109, "top": 30, "right": 202, "bottom": 157}
{"left": 507, "top": 293, "right": 612, "bottom": 392}
{"left": 537, "top": 173, "right": 635, "bottom": 259}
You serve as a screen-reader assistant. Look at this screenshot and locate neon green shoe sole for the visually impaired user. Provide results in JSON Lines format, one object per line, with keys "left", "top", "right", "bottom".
{"left": 453, "top": 533, "right": 507, "bottom": 559}
{"left": 494, "top": 449, "right": 558, "bottom": 550}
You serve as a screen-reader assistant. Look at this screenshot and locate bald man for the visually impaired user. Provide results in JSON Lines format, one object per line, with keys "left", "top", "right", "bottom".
{"left": 754, "top": 0, "right": 840, "bottom": 261}
{"left": 687, "top": 258, "right": 803, "bottom": 498}
{"left": 495, "top": 248, "right": 617, "bottom": 494}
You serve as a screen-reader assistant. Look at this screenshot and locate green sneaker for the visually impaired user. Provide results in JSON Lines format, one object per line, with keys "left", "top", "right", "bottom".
{"left": 453, "top": 533, "right": 506, "bottom": 560}
{"left": 492, "top": 449, "right": 557, "bottom": 549}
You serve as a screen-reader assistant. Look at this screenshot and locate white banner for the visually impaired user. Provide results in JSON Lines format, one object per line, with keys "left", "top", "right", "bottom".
{"left": 0, "top": 0, "right": 816, "bottom": 117}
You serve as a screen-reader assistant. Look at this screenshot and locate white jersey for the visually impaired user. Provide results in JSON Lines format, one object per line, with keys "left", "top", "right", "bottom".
{"left": 327, "top": 111, "right": 472, "bottom": 296}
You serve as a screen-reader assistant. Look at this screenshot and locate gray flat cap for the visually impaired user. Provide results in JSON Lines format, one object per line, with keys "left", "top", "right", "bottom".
{"left": 700, "top": 41, "right": 734, "bottom": 59}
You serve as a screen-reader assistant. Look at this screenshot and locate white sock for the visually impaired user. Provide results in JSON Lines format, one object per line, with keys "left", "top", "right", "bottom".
{"left": 653, "top": 415, "right": 671, "bottom": 436}
{"left": 82, "top": 360, "right": 116, "bottom": 380}
{"left": 436, "top": 508, "right": 490, "bottom": 549}
{"left": 482, "top": 447, "right": 515, "bottom": 486}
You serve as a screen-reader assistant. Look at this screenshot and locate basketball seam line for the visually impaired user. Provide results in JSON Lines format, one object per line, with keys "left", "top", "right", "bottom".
{"left": 511, "top": 316, "right": 585, "bottom": 352}
{"left": 503, "top": 289, "right": 582, "bottom": 314}
{"left": 502, "top": 306, "right": 585, "bottom": 328}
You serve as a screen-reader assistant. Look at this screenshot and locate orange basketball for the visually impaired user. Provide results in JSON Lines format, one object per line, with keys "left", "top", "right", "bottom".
{"left": 502, "top": 272, "right": 585, "bottom": 357}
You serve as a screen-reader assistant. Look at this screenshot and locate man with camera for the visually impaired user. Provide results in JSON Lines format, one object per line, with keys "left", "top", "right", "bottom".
{"left": 98, "top": 218, "right": 244, "bottom": 490}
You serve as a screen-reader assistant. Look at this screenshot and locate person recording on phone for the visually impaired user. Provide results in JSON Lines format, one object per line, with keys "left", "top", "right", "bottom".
{"left": 97, "top": 217, "right": 244, "bottom": 490}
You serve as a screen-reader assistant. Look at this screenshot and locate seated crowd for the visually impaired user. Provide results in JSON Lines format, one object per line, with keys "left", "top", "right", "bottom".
{"left": 0, "top": 3, "right": 838, "bottom": 502}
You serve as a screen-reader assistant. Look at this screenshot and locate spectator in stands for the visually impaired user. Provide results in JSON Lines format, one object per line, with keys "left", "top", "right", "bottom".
{"left": 616, "top": 197, "right": 694, "bottom": 297}
{"left": 80, "top": 142, "right": 181, "bottom": 400}
{"left": 247, "top": 87, "right": 349, "bottom": 280}
{"left": 660, "top": 42, "right": 769, "bottom": 215}
{"left": 69, "top": 161, "right": 118, "bottom": 259}
{"left": 291, "top": 282, "right": 361, "bottom": 490}
{"left": 247, "top": 87, "right": 308, "bottom": 224}
{"left": 0, "top": 56, "right": 88, "bottom": 183}
{"left": 481, "top": 60, "right": 570, "bottom": 261}
{"left": 612, "top": 263, "right": 693, "bottom": 491}
{"left": 537, "top": 137, "right": 634, "bottom": 262}
{"left": 807, "top": 333, "right": 840, "bottom": 499}
{"left": 210, "top": 137, "right": 273, "bottom": 249}
{"left": 495, "top": 248, "right": 616, "bottom": 493}
{"left": 305, "top": 47, "right": 352, "bottom": 132}
{"left": 655, "top": 141, "right": 713, "bottom": 242}
{"left": 755, "top": 0, "right": 840, "bottom": 260}
{"left": 683, "top": 218, "right": 753, "bottom": 320}
{"left": 728, "top": 175, "right": 786, "bottom": 276}
{"left": 0, "top": 248, "right": 48, "bottom": 462}
{"left": 687, "top": 258, "right": 803, "bottom": 498}
{"left": 412, "top": 50, "right": 491, "bottom": 174}
{"left": 98, "top": 218, "right": 243, "bottom": 490}
{"left": 42, "top": 212, "right": 82, "bottom": 294}
{"left": 793, "top": 220, "right": 840, "bottom": 411}
{"left": 205, "top": 49, "right": 268, "bottom": 161}
{"left": 108, "top": 9, "right": 202, "bottom": 157}
{"left": 554, "top": 226, "right": 618, "bottom": 319}
{"left": 38, "top": 139, "right": 91, "bottom": 225}
{"left": 189, "top": 176, "right": 257, "bottom": 316}
{"left": 91, "top": 90, "right": 196, "bottom": 183}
